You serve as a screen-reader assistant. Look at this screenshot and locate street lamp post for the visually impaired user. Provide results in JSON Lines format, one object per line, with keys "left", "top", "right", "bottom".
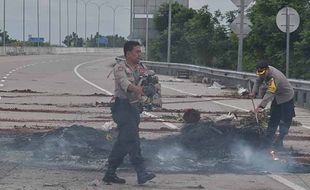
{"left": 167, "top": 0, "right": 172, "bottom": 63}
{"left": 59, "top": 0, "right": 62, "bottom": 46}
{"left": 49, "top": 0, "right": 51, "bottom": 45}
{"left": 81, "top": 0, "right": 92, "bottom": 44}
{"left": 2, "top": 0, "right": 6, "bottom": 54}
{"left": 37, "top": 0, "right": 40, "bottom": 48}
{"left": 3, "top": 0, "right": 6, "bottom": 54}
{"left": 130, "top": 0, "right": 133, "bottom": 38}
{"left": 23, "top": 0, "right": 25, "bottom": 44}
{"left": 105, "top": 5, "right": 129, "bottom": 49}
{"left": 90, "top": 1, "right": 110, "bottom": 48}
{"left": 67, "top": 0, "right": 69, "bottom": 37}
{"left": 106, "top": 5, "right": 119, "bottom": 49}
{"left": 75, "top": 0, "right": 78, "bottom": 46}
{"left": 145, "top": 0, "right": 149, "bottom": 61}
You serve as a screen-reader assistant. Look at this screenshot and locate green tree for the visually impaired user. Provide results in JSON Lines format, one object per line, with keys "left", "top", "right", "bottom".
{"left": 63, "top": 32, "right": 83, "bottom": 47}
{"left": 105, "top": 35, "right": 127, "bottom": 48}
{"left": 0, "top": 30, "right": 16, "bottom": 45}
{"left": 185, "top": 6, "right": 234, "bottom": 68}
{"left": 150, "top": 3, "right": 196, "bottom": 63}
{"left": 84, "top": 33, "right": 126, "bottom": 48}
{"left": 245, "top": 0, "right": 310, "bottom": 79}
{"left": 150, "top": 3, "right": 234, "bottom": 68}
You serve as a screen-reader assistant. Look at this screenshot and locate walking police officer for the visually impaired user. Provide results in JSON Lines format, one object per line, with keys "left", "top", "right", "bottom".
{"left": 103, "top": 41, "right": 156, "bottom": 184}
{"left": 251, "top": 60, "right": 295, "bottom": 149}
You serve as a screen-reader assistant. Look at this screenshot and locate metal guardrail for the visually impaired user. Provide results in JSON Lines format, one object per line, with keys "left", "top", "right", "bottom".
{"left": 116, "top": 58, "right": 310, "bottom": 109}
{"left": 0, "top": 46, "right": 122, "bottom": 56}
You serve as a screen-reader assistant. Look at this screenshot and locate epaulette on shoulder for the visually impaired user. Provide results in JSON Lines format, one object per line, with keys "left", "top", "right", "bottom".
{"left": 115, "top": 59, "right": 125, "bottom": 64}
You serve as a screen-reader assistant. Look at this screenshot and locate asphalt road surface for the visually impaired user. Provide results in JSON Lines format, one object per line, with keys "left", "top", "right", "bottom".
{"left": 0, "top": 51, "right": 310, "bottom": 190}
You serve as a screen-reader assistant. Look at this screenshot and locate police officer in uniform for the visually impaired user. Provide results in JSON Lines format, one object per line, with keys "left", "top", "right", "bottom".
{"left": 103, "top": 41, "right": 156, "bottom": 184}
{"left": 251, "top": 60, "right": 295, "bottom": 149}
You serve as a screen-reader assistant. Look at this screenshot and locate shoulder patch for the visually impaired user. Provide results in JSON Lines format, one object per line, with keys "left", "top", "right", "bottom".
{"left": 117, "top": 66, "right": 124, "bottom": 71}
{"left": 267, "top": 78, "right": 277, "bottom": 93}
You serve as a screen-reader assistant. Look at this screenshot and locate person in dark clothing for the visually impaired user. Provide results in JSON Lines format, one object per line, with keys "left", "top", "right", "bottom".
{"left": 250, "top": 60, "right": 295, "bottom": 149}
{"left": 102, "top": 41, "right": 156, "bottom": 184}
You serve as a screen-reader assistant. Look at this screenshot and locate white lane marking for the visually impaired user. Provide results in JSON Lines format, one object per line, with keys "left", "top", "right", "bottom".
{"left": 301, "top": 125, "right": 310, "bottom": 130}
{"left": 74, "top": 60, "right": 113, "bottom": 96}
{"left": 143, "top": 112, "right": 178, "bottom": 129}
{"left": 3, "top": 77, "right": 7, "bottom": 79}
{"left": 0, "top": 84, "right": 4, "bottom": 87}
{"left": 1, "top": 80, "right": 5, "bottom": 82}
{"left": 163, "top": 85, "right": 197, "bottom": 96}
{"left": 74, "top": 60, "right": 179, "bottom": 130}
{"left": 212, "top": 100, "right": 249, "bottom": 112}
{"left": 6, "top": 73, "right": 10, "bottom": 76}
{"left": 269, "top": 175, "right": 308, "bottom": 190}
{"left": 162, "top": 85, "right": 249, "bottom": 112}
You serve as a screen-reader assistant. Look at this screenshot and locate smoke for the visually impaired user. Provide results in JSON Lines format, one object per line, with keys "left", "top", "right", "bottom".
{"left": 0, "top": 125, "right": 112, "bottom": 168}
{"left": 1, "top": 125, "right": 309, "bottom": 174}
{"left": 155, "top": 143, "right": 199, "bottom": 172}
{"left": 231, "top": 141, "right": 290, "bottom": 173}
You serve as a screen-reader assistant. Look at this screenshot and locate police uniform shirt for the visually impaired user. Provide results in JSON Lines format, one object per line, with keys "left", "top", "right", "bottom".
{"left": 114, "top": 60, "right": 141, "bottom": 103}
{"left": 253, "top": 66, "right": 294, "bottom": 108}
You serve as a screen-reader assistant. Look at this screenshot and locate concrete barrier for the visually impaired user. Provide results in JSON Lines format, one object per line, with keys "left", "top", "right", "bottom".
{"left": 0, "top": 46, "right": 122, "bottom": 56}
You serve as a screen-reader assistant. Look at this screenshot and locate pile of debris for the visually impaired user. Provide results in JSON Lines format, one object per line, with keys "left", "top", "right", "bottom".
{"left": 3, "top": 125, "right": 114, "bottom": 163}
{"left": 179, "top": 109, "right": 266, "bottom": 158}
{"left": 1, "top": 109, "right": 267, "bottom": 162}
{"left": 0, "top": 110, "right": 309, "bottom": 173}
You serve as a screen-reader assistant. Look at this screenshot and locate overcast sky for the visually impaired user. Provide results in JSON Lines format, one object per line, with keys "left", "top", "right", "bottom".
{"left": 0, "top": 0, "right": 236, "bottom": 45}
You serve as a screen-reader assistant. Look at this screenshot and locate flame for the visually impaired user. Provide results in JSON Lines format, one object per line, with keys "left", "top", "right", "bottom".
{"left": 270, "top": 150, "right": 279, "bottom": 161}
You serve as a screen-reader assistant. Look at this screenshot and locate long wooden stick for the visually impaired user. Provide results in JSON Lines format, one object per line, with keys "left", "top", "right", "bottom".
{"left": 248, "top": 80, "right": 259, "bottom": 124}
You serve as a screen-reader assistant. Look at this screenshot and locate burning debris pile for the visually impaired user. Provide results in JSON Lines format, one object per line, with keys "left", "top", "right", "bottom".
{"left": 179, "top": 110, "right": 266, "bottom": 158}
{"left": 2, "top": 125, "right": 114, "bottom": 164}
{"left": 0, "top": 111, "right": 309, "bottom": 174}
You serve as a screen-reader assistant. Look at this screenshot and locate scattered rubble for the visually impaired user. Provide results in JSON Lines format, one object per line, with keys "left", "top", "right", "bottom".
{"left": 0, "top": 118, "right": 309, "bottom": 174}
{"left": 0, "top": 88, "right": 309, "bottom": 175}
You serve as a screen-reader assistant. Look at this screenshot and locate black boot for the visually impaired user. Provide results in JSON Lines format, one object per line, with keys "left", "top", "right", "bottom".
{"left": 273, "top": 135, "right": 284, "bottom": 149}
{"left": 134, "top": 163, "right": 156, "bottom": 184}
{"left": 137, "top": 171, "right": 156, "bottom": 184}
{"left": 102, "top": 167, "right": 126, "bottom": 184}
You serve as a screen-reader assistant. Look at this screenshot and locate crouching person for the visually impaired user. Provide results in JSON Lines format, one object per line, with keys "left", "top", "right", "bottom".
{"left": 250, "top": 60, "right": 295, "bottom": 149}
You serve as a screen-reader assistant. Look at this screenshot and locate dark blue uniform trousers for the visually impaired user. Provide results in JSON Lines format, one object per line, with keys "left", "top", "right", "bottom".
{"left": 108, "top": 98, "right": 144, "bottom": 172}
{"left": 266, "top": 98, "right": 295, "bottom": 143}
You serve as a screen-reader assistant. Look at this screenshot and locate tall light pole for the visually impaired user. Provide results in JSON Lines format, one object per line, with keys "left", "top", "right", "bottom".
{"left": 130, "top": 0, "right": 133, "bottom": 38}
{"left": 23, "top": 0, "right": 25, "bottom": 44}
{"left": 75, "top": 0, "right": 78, "bottom": 46}
{"left": 67, "top": 0, "right": 69, "bottom": 37}
{"left": 81, "top": 0, "right": 92, "bottom": 44}
{"left": 49, "top": 0, "right": 51, "bottom": 45}
{"left": 106, "top": 5, "right": 119, "bottom": 49}
{"left": 59, "top": 0, "right": 62, "bottom": 46}
{"left": 90, "top": 1, "right": 110, "bottom": 47}
{"left": 121, "top": 7, "right": 131, "bottom": 38}
{"left": 145, "top": 0, "right": 149, "bottom": 61}
{"left": 3, "top": 0, "right": 6, "bottom": 54}
{"left": 237, "top": 0, "right": 245, "bottom": 71}
{"left": 167, "top": 0, "right": 172, "bottom": 63}
{"left": 37, "top": 0, "right": 40, "bottom": 48}
{"left": 105, "top": 5, "right": 129, "bottom": 49}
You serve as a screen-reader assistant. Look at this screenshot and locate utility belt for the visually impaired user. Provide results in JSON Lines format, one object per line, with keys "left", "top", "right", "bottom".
{"left": 111, "top": 97, "right": 143, "bottom": 113}
{"left": 115, "top": 97, "right": 130, "bottom": 105}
